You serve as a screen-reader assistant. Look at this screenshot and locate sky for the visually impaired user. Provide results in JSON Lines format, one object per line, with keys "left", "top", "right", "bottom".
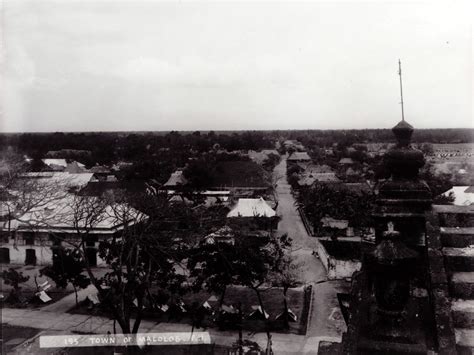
{"left": 1, "top": 0, "right": 473, "bottom": 132}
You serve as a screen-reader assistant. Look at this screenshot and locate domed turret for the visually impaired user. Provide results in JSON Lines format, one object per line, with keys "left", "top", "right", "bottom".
{"left": 384, "top": 120, "right": 425, "bottom": 180}
{"left": 392, "top": 120, "right": 414, "bottom": 147}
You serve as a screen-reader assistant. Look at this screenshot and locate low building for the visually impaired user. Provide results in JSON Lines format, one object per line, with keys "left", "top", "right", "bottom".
{"left": 305, "top": 164, "right": 334, "bottom": 174}
{"left": 227, "top": 197, "right": 278, "bottom": 230}
{"left": 227, "top": 198, "right": 276, "bottom": 218}
{"left": 0, "top": 196, "right": 145, "bottom": 266}
{"left": 166, "top": 190, "right": 231, "bottom": 207}
{"left": 89, "top": 165, "right": 114, "bottom": 181}
{"left": 338, "top": 157, "right": 354, "bottom": 165}
{"left": 298, "top": 173, "right": 340, "bottom": 187}
{"left": 64, "top": 161, "right": 88, "bottom": 174}
{"left": 0, "top": 172, "right": 145, "bottom": 266}
{"left": 163, "top": 170, "right": 188, "bottom": 189}
{"left": 282, "top": 140, "right": 305, "bottom": 151}
{"left": 41, "top": 159, "right": 88, "bottom": 173}
{"left": 248, "top": 150, "right": 280, "bottom": 164}
{"left": 204, "top": 226, "right": 235, "bottom": 245}
{"left": 20, "top": 172, "right": 94, "bottom": 191}
{"left": 41, "top": 158, "right": 68, "bottom": 171}
{"left": 287, "top": 152, "right": 311, "bottom": 162}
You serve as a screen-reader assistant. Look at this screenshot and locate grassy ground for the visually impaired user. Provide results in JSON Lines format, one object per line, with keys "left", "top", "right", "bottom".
{"left": 69, "top": 285, "right": 309, "bottom": 335}
{"left": 57, "top": 344, "right": 230, "bottom": 355}
{"left": 1, "top": 325, "right": 41, "bottom": 354}
{"left": 1, "top": 264, "right": 74, "bottom": 309}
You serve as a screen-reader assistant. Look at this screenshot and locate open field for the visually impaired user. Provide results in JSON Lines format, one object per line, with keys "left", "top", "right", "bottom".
{"left": 69, "top": 285, "right": 311, "bottom": 336}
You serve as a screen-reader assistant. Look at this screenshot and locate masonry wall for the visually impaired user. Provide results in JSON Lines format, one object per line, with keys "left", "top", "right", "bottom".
{"left": 0, "top": 231, "right": 108, "bottom": 267}
{"left": 2, "top": 244, "right": 53, "bottom": 265}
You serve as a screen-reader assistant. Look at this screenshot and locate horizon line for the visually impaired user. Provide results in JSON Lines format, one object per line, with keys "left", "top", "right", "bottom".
{"left": 1, "top": 127, "right": 473, "bottom": 134}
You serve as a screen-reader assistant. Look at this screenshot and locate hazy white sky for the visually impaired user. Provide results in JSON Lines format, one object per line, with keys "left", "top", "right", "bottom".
{"left": 1, "top": 0, "right": 473, "bottom": 132}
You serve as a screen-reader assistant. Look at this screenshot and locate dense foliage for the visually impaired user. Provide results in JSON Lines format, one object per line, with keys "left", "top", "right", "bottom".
{"left": 297, "top": 182, "right": 376, "bottom": 233}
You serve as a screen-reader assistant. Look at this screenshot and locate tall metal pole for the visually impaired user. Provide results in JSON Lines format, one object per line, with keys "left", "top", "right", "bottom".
{"left": 398, "top": 59, "right": 405, "bottom": 122}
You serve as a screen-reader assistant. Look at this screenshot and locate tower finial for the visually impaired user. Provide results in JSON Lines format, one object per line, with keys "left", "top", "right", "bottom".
{"left": 398, "top": 59, "right": 405, "bottom": 122}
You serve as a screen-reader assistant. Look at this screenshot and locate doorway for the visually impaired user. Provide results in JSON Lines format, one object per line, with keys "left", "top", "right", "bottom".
{"left": 25, "top": 249, "right": 36, "bottom": 265}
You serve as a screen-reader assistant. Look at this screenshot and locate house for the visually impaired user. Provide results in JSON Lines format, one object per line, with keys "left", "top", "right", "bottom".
{"left": 305, "top": 164, "right": 334, "bottom": 174}
{"left": 200, "top": 190, "right": 231, "bottom": 207}
{"left": 163, "top": 170, "right": 188, "bottom": 188}
{"left": 338, "top": 157, "right": 354, "bottom": 165}
{"left": 321, "top": 216, "right": 349, "bottom": 231}
{"left": 227, "top": 197, "right": 278, "bottom": 231}
{"left": 0, "top": 172, "right": 145, "bottom": 266}
{"left": 168, "top": 194, "right": 193, "bottom": 205}
{"left": 204, "top": 226, "right": 235, "bottom": 245}
{"left": 298, "top": 173, "right": 340, "bottom": 187}
{"left": 41, "top": 159, "right": 87, "bottom": 173}
{"left": 248, "top": 150, "right": 280, "bottom": 165}
{"left": 89, "top": 165, "right": 113, "bottom": 181}
{"left": 287, "top": 152, "right": 311, "bottom": 162}
{"left": 345, "top": 167, "right": 358, "bottom": 176}
{"left": 20, "top": 172, "right": 94, "bottom": 191}
{"left": 0, "top": 195, "right": 145, "bottom": 266}
{"left": 283, "top": 140, "right": 305, "bottom": 151}
{"left": 41, "top": 159, "right": 68, "bottom": 171}
{"left": 442, "top": 186, "right": 474, "bottom": 206}
{"left": 227, "top": 198, "right": 276, "bottom": 218}
{"left": 64, "top": 161, "right": 88, "bottom": 174}
{"left": 166, "top": 190, "right": 231, "bottom": 207}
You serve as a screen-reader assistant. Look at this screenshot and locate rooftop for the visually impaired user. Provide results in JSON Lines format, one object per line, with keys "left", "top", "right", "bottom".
{"left": 164, "top": 170, "right": 188, "bottom": 187}
{"left": 288, "top": 152, "right": 311, "bottom": 161}
{"left": 227, "top": 197, "right": 276, "bottom": 218}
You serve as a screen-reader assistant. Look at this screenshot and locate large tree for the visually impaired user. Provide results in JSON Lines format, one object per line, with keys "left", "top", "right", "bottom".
{"left": 297, "top": 182, "right": 375, "bottom": 233}
{"left": 189, "top": 231, "right": 291, "bottom": 353}
{"left": 40, "top": 248, "right": 90, "bottom": 307}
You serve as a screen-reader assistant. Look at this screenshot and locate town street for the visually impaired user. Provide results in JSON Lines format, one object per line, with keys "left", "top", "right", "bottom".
{"left": 273, "top": 156, "right": 348, "bottom": 346}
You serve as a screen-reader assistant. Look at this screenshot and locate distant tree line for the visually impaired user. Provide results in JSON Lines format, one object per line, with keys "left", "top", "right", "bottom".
{"left": 0, "top": 131, "right": 275, "bottom": 167}
{"left": 279, "top": 128, "right": 474, "bottom": 149}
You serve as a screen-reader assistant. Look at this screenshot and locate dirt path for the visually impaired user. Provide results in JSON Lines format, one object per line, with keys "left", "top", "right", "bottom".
{"left": 274, "top": 156, "right": 326, "bottom": 282}
{"left": 274, "top": 156, "right": 348, "bottom": 342}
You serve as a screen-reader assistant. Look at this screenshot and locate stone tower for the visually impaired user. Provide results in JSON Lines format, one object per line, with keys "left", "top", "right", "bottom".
{"left": 340, "top": 119, "right": 437, "bottom": 354}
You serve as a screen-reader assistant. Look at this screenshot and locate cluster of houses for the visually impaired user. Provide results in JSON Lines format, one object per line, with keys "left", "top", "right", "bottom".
{"left": 1, "top": 148, "right": 281, "bottom": 267}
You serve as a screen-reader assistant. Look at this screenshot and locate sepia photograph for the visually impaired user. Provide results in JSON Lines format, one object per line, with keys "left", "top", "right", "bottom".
{"left": 1, "top": 0, "right": 473, "bottom": 354}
